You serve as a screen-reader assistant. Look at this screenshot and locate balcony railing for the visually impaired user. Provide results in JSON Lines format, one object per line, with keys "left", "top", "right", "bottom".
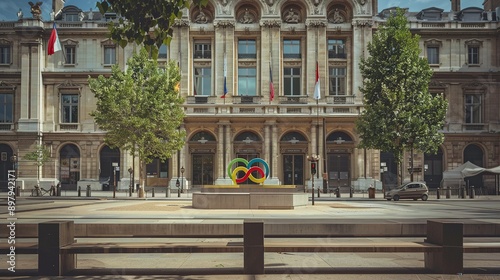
{"left": 187, "top": 96, "right": 216, "bottom": 104}
{"left": 59, "top": 124, "right": 79, "bottom": 131}
{"left": 0, "top": 124, "right": 13, "bottom": 131}
{"left": 278, "top": 96, "right": 308, "bottom": 104}
{"left": 233, "top": 96, "right": 261, "bottom": 104}
{"left": 326, "top": 95, "right": 355, "bottom": 104}
{"left": 328, "top": 51, "right": 347, "bottom": 59}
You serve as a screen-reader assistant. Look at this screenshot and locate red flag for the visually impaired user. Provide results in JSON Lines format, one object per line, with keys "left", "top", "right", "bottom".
{"left": 269, "top": 64, "right": 275, "bottom": 101}
{"left": 48, "top": 23, "right": 62, "bottom": 55}
{"left": 313, "top": 61, "right": 320, "bottom": 100}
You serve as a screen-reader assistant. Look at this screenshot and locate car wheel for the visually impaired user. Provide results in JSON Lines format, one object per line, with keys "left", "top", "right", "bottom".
{"left": 393, "top": 195, "right": 400, "bottom": 201}
{"left": 422, "top": 194, "right": 428, "bottom": 201}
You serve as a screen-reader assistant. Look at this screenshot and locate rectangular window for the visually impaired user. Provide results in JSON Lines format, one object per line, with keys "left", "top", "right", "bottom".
{"left": 61, "top": 94, "right": 79, "bottom": 123}
{"left": 328, "top": 39, "right": 346, "bottom": 59}
{"left": 194, "top": 67, "right": 211, "bottom": 96}
{"left": 238, "top": 67, "right": 257, "bottom": 96}
{"left": 104, "top": 46, "right": 116, "bottom": 65}
{"left": 158, "top": 44, "right": 168, "bottom": 59}
{"left": 238, "top": 39, "right": 256, "bottom": 59}
{"left": 65, "top": 46, "right": 76, "bottom": 64}
{"left": 283, "top": 39, "right": 301, "bottom": 59}
{"left": 146, "top": 159, "right": 169, "bottom": 178}
{"left": 0, "top": 93, "right": 13, "bottom": 123}
{"left": 65, "top": 13, "right": 79, "bottom": 21}
{"left": 0, "top": 45, "right": 11, "bottom": 64}
{"left": 194, "top": 42, "right": 211, "bottom": 59}
{"left": 468, "top": 46, "right": 479, "bottom": 65}
{"left": 283, "top": 67, "right": 301, "bottom": 96}
{"left": 427, "top": 46, "right": 439, "bottom": 65}
{"left": 465, "top": 94, "right": 482, "bottom": 124}
{"left": 329, "top": 67, "right": 346, "bottom": 95}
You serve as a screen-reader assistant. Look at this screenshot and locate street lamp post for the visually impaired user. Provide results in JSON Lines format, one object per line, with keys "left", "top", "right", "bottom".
{"left": 307, "top": 154, "right": 320, "bottom": 205}
{"left": 181, "top": 166, "right": 185, "bottom": 193}
{"left": 176, "top": 178, "right": 180, "bottom": 197}
{"left": 128, "top": 167, "right": 133, "bottom": 197}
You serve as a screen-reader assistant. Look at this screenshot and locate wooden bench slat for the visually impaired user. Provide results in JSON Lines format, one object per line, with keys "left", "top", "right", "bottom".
{"left": 263, "top": 241, "right": 442, "bottom": 253}
{"left": 464, "top": 242, "right": 500, "bottom": 253}
{"left": 61, "top": 242, "right": 244, "bottom": 254}
{"left": 0, "top": 242, "right": 38, "bottom": 254}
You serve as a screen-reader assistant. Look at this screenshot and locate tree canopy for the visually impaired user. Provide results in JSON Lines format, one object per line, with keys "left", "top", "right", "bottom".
{"left": 97, "top": 0, "right": 208, "bottom": 56}
{"left": 356, "top": 9, "right": 448, "bottom": 169}
{"left": 89, "top": 48, "right": 186, "bottom": 168}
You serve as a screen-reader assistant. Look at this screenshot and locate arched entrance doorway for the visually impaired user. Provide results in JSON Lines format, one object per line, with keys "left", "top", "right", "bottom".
{"left": 280, "top": 131, "right": 307, "bottom": 187}
{"left": 0, "top": 144, "right": 14, "bottom": 191}
{"left": 234, "top": 131, "right": 263, "bottom": 185}
{"left": 99, "top": 146, "right": 120, "bottom": 189}
{"left": 190, "top": 131, "right": 216, "bottom": 187}
{"left": 424, "top": 147, "right": 443, "bottom": 189}
{"left": 59, "top": 144, "right": 80, "bottom": 190}
{"left": 326, "top": 131, "right": 353, "bottom": 192}
{"left": 464, "top": 144, "right": 483, "bottom": 189}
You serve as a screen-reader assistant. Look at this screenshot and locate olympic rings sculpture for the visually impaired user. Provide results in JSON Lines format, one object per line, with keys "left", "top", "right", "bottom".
{"left": 227, "top": 158, "right": 270, "bottom": 185}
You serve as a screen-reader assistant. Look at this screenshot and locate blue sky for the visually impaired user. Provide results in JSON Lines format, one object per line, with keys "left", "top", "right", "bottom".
{"left": 0, "top": 0, "right": 485, "bottom": 21}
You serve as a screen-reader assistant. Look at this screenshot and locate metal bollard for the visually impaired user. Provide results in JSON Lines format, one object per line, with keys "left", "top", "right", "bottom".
{"left": 436, "top": 188, "right": 440, "bottom": 199}
{"left": 461, "top": 187, "right": 466, "bottom": 199}
{"left": 86, "top": 185, "right": 91, "bottom": 197}
{"left": 178, "top": 187, "right": 180, "bottom": 197}
{"left": 336, "top": 187, "right": 340, "bottom": 198}
{"left": 470, "top": 186, "right": 475, "bottom": 199}
{"left": 446, "top": 187, "right": 451, "bottom": 199}
{"left": 317, "top": 188, "right": 320, "bottom": 198}
{"left": 166, "top": 187, "right": 170, "bottom": 197}
{"left": 349, "top": 187, "right": 353, "bottom": 198}
{"left": 152, "top": 188, "right": 155, "bottom": 197}
{"left": 129, "top": 186, "right": 132, "bottom": 197}
{"left": 16, "top": 186, "right": 21, "bottom": 197}
{"left": 78, "top": 186, "right": 81, "bottom": 197}
{"left": 57, "top": 185, "right": 61, "bottom": 196}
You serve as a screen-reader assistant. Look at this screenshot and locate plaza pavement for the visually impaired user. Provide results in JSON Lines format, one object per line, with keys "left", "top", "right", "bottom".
{"left": 1, "top": 190, "right": 500, "bottom": 279}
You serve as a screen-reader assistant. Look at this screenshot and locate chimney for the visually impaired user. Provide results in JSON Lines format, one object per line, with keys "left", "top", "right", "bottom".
{"left": 450, "top": 0, "right": 461, "bottom": 11}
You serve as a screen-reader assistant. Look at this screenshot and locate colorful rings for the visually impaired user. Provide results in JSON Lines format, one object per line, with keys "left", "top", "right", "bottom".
{"left": 227, "top": 158, "right": 270, "bottom": 185}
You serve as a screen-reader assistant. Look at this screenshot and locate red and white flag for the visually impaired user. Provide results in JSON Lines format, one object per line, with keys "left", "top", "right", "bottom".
{"left": 48, "top": 23, "right": 62, "bottom": 55}
{"left": 313, "top": 61, "right": 320, "bottom": 100}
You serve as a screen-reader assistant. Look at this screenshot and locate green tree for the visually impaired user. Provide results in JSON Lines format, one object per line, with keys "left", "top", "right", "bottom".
{"left": 89, "top": 48, "right": 186, "bottom": 192}
{"left": 96, "top": 0, "right": 208, "bottom": 56}
{"left": 356, "top": 9, "right": 448, "bottom": 182}
{"left": 23, "top": 144, "right": 51, "bottom": 185}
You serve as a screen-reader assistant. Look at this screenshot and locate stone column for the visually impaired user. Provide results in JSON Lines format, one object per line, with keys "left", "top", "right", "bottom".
{"left": 18, "top": 20, "right": 44, "bottom": 132}
{"left": 214, "top": 20, "right": 235, "bottom": 104}
{"left": 271, "top": 124, "right": 279, "bottom": 182}
{"left": 261, "top": 20, "right": 281, "bottom": 104}
{"left": 352, "top": 19, "right": 373, "bottom": 102}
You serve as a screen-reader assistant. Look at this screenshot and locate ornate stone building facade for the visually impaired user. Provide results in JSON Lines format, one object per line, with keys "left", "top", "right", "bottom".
{"left": 0, "top": 0, "right": 498, "bottom": 194}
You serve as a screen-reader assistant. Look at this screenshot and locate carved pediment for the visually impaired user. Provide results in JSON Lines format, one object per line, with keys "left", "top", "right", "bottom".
{"left": 464, "top": 39, "right": 483, "bottom": 46}
{"left": 0, "top": 81, "right": 16, "bottom": 91}
{"left": 100, "top": 38, "right": 115, "bottom": 46}
{"left": 461, "top": 81, "right": 487, "bottom": 90}
{"left": 58, "top": 80, "right": 82, "bottom": 91}
{"left": 60, "top": 38, "right": 79, "bottom": 45}
{"left": 424, "top": 39, "right": 443, "bottom": 47}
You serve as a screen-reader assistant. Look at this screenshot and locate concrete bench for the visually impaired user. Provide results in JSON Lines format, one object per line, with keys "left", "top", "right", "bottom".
{"left": 4, "top": 220, "right": 500, "bottom": 275}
